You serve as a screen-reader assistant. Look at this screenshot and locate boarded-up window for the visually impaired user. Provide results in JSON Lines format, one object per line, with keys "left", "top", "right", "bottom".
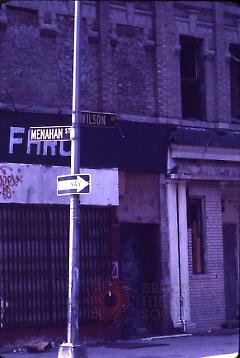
{"left": 187, "top": 198, "right": 205, "bottom": 274}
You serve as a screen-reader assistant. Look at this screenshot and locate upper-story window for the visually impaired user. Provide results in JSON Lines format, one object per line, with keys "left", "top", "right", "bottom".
{"left": 180, "top": 36, "right": 204, "bottom": 121}
{"left": 230, "top": 44, "right": 240, "bottom": 120}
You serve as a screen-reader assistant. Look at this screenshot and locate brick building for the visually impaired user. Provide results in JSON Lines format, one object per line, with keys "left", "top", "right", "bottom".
{"left": 0, "top": 0, "right": 239, "bottom": 340}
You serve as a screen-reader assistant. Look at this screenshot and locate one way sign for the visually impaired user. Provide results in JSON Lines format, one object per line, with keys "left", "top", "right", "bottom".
{"left": 57, "top": 174, "right": 91, "bottom": 196}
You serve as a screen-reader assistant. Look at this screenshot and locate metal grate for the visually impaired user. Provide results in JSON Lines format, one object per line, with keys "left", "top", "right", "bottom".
{"left": 0, "top": 204, "right": 112, "bottom": 328}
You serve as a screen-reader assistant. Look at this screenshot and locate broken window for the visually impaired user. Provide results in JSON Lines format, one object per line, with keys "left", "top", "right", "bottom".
{"left": 230, "top": 44, "right": 240, "bottom": 120}
{"left": 187, "top": 197, "right": 205, "bottom": 274}
{"left": 180, "top": 36, "right": 204, "bottom": 120}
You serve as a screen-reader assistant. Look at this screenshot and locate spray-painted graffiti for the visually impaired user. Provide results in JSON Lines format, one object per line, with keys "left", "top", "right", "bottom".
{"left": 0, "top": 297, "right": 9, "bottom": 328}
{"left": 0, "top": 166, "right": 23, "bottom": 199}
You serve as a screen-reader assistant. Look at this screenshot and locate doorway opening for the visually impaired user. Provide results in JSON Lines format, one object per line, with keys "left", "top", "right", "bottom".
{"left": 119, "top": 223, "right": 162, "bottom": 338}
{"left": 223, "top": 223, "right": 238, "bottom": 325}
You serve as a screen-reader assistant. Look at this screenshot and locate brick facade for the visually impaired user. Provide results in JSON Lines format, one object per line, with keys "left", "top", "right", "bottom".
{"left": 188, "top": 183, "right": 226, "bottom": 331}
{"left": 0, "top": 1, "right": 240, "bottom": 126}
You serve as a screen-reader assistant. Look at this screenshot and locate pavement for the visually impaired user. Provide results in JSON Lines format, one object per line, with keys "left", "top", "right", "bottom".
{"left": 0, "top": 333, "right": 239, "bottom": 358}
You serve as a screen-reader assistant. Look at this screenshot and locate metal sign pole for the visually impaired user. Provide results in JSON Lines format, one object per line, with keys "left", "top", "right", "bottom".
{"left": 67, "top": 0, "right": 81, "bottom": 345}
{"left": 58, "top": 1, "right": 87, "bottom": 357}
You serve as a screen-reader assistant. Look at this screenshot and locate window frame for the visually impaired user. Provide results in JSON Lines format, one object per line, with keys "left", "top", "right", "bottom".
{"left": 180, "top": 35, "right": 205, "bottom": 121}
{"left": 229, "top": 44, "right": 240, "bottom": 121}
{"left": 187, "top": 196, "right": 206, "bottom": 274}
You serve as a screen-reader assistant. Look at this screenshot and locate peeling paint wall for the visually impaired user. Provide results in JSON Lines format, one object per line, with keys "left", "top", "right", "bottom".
{"left": 0, "top": 163, "right": 119, "bottom": 206}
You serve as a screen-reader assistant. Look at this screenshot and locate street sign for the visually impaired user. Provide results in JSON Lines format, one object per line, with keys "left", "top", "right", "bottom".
{"left": 30, "top": 126, "right": 72, "bottom": 141}
{"left": 57, "top": 174, "right": 91, "bottom": 196}
{"left": 81, "top": 111, "right": 117, "bottom": 127}
{"left": 29, "top": 113, "right": 117, "bottom": 142}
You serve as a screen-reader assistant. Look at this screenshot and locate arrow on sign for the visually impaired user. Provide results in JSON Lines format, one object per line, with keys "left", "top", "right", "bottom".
{"left": 57, "top": 174, "right": 91, "bottom": 196}
{"left": 58, "top": 175, "right": 89, "bottom": 192}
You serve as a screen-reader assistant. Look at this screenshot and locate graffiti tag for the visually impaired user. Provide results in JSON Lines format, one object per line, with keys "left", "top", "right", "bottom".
{"left": 0, "top": 166, "right": 23, "bottom": 199}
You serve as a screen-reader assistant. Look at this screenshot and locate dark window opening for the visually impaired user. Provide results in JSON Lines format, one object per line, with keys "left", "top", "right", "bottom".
{"left": 187, "top": 197, "right": 205, "bottom": 274}
{"left": 230, "top": 44, "right": 240, "bottom": 120}
{"left": 180, "top": 36, "right": 204, "bottom": 120}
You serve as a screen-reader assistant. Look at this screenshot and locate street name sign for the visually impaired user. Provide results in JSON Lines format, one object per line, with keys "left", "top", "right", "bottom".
{"left": 57, "top": 174, "right": 91, "bottom": 196}
{"left": 30, "top": 126, "right": 72, "bottom": 141}
{"left": 29, "top": 112, "right": 117, "bottom": 142}
{"left": 81, "top": 111, "right": 117, "bottom": 127}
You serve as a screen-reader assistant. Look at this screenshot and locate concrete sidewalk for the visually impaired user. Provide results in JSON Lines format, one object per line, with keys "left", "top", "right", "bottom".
{"left": 1, "top": 334, "right": 239, "bottom": 358}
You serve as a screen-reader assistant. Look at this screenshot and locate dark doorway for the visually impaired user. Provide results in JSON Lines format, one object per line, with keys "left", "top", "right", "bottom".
{"left": 119, "top": 223, "right": 161, "bottom": 338}
{"left": 223, "top": 223, "right": 238, "bottom": 322}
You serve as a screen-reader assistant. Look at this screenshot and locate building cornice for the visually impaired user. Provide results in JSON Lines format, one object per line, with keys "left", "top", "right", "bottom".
{"left": 170, "top": 144, "right": 240, "bottom": 162}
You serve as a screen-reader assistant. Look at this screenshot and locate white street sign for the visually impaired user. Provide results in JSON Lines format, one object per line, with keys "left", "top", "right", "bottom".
{"left": 57, "top": 174, "right": 91, "bottom": 196}
{"left": 30, "top": 126, "right": 72, "bottom": 141}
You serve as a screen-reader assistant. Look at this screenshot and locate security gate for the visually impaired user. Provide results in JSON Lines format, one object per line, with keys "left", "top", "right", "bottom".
{"left": 0, "top": 204, "right": 112, "bottom": 328}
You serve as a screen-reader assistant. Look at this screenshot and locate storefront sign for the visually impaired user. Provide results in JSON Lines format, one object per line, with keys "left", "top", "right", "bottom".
{"left": 0, "top": 110, "right": 169, "bottom": 172}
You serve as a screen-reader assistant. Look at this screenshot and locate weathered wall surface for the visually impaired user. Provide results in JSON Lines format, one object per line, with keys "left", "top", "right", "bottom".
{"left": 117, "top": 171, "right": 160, "bottom": 223}
{"left": 1, "top": 1, "right": 240, "bottom": 129}
{"left": 0, "top": 163, "right": 119, "bottom": 206}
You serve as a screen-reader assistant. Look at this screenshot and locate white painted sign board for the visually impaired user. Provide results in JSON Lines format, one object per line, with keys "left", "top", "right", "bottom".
{"left": 0, "top": 164, "right": 119, "bottom": 206}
